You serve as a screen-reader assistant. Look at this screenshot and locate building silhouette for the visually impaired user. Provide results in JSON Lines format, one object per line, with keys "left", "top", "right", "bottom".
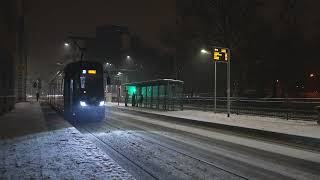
{"left": 0, "top": 0, "right": 27, "bottom": 115}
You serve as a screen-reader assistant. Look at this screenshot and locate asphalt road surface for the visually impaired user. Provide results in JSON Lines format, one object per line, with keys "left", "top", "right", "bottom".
{"left": 76, "top": 110, "right": 320, "bottom": 180}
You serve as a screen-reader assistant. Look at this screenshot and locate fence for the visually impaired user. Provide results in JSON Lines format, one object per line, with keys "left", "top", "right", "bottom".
{"left": 183, "top": 97, "right": 320, "bottom": 121}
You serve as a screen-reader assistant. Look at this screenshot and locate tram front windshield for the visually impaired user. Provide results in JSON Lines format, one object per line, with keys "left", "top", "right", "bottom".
{"left": 80, "top": 70, "right": 103, "bottom": 103}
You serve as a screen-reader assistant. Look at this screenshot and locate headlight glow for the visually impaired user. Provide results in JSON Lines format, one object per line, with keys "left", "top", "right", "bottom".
{"left": 99, "top": 101, "right": 105, "bottom": 106}
{"left": 80, "top": 101, "right": 87, "bottom": 106}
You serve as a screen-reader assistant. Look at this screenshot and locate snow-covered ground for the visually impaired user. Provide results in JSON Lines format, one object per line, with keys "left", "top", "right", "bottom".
{"left": 106, "top": 102, "right": 320, "bottom": 139}
{"left": 110, "top": 111, "right": 320, "bottom": 164}
{"left": 0, "top": 102, "right": 134, "bottom": 180}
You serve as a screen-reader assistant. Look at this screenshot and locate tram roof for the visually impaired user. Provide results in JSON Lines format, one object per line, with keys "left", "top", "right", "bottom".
{"left": 123, "top": 79, "right": 184, "bottom": 86}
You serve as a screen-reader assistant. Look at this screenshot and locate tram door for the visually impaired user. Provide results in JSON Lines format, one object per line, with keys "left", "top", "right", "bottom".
{"left": 70, "top": 79, "right": 74, "bottom": 114}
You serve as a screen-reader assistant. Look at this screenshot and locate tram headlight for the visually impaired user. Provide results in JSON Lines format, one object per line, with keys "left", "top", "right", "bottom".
{"left": 99, "top": 101, "right": 105, "bottom": 106}
{"left": 80, "top": 101, "right": 87, "bottom": 107}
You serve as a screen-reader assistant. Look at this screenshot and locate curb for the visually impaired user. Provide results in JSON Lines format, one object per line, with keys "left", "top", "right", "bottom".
{"left": 108, "top": 106, "right": 320, "bottom": 151}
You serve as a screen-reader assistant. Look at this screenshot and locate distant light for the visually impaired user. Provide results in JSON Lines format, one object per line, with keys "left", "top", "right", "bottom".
{"left": 201, "top": 49, "right": 210, "bottom": 54}
{"left": 80, "top": 101, "right": 87, "bottom": 107}
{"left": 64, "top": 42, "right": 70, "bottom": 47}
{"left": 117, "top": 72, "right": 122, "bottom": 76}
{"left": 127, "top": 55, "right": 131, "bottom": 59}
{"left": 276, "top": 80, "right": 279, "bottom": 83}
{"left": 82, "top": 70, "right": 87, "bottom": 74}
{"left": 310, "top": 73, "right": 315, "bottom": 78}
{"left": 99, "top": 101, "right": 105, "bottom": 106}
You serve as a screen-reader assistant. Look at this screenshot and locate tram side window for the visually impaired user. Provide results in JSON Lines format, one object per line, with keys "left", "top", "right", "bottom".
{"left": 80, "top": 76, "right": 85, "bottom": 89}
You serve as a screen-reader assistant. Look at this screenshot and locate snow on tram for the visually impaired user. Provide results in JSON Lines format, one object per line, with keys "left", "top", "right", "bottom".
{"left": 48, "top": 61, "right": 105, "bottom": 122}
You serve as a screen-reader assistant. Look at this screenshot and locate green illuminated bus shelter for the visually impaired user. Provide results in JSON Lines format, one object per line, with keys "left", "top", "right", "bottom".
{"left": 122, "top": 79, "right": 184, "bottom": 111}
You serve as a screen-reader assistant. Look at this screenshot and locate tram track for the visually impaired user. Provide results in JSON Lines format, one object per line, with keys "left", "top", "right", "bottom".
{"left": 104, "top": 112, "right": 320, "bottom": 180}
{"left": 101, "top": 119, "right": 247, "bottom": 180}
{"left": 74, "top": 110, "right": 320, "bottom": 180}
{"left": 76, "top": 125, "right": 158, "bottom": 180}
{"left": 77, "top": 119, "right": 247, "bottom": 180}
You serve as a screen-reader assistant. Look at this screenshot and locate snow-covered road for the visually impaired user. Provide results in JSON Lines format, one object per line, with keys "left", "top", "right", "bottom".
{"left": 77, "top": 110, "right": 320, "bottom": 180}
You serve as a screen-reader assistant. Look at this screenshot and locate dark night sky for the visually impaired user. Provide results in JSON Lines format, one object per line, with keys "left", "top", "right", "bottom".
{"left": 26, "top": 0, "right": 320, "bottom": 84}
{"left": 26, "top": 0, "right": 176, "bottom": 81}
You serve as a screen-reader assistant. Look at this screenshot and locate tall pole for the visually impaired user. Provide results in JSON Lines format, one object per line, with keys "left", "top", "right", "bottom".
{"left": 214, "top": 61, "right": 217, "bottom": 113}
{"left": 227, "top": 53, "right": 231, "bottom": 117}
{"left": 223, "top": 0, "right": 231, "bottom": 117}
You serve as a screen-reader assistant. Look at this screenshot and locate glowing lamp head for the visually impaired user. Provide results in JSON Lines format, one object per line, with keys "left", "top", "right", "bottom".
{"left": 201, "top": 49, "right": 209, "bottom": 54}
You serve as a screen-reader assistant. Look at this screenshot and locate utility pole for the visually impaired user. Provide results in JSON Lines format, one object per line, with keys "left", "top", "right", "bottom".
{"left": 223, "top": 0, "right": 231, "bottom": 117}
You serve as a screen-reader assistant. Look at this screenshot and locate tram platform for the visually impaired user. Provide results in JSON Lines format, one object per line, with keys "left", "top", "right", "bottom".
{"left": 0, "top": 102, "right": 133, "bottom": 179}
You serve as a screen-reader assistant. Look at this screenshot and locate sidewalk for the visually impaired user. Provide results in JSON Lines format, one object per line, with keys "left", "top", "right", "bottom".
{"left": 0, "top": 102, "right": 134, "bottom": 179}
{"left": 106, "top": 102, "right": 320, "bottom": 140}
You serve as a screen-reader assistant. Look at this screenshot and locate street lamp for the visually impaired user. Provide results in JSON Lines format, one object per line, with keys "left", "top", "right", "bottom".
{"left": 106, "top": 62, "right": 112, "bottom": 66}
{"left": 201, "top": 49, "right": 210, "bottom": 54}
{"left": 127, "top": 55, "right": 131, "bottom": 59}
{"left": 56, "top": 62, "right": 64, "bottom": 66}
{"left": 64, "top": 42, "right": 70, "bottom": 47}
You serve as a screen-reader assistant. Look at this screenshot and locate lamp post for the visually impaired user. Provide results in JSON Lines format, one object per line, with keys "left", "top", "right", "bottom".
{"left": 64, "top": 36, "right": 89, "bottom": 62}
{"left": 201, "top": 49, "right": 217, "bottom": 113}
{"left": 202, "top": 47, "right": 231, "bottom": 117}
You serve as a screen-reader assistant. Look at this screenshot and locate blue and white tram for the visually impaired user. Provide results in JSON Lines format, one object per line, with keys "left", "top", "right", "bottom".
{"left": 48, "top": 61, "right": 105, "bottom": 122}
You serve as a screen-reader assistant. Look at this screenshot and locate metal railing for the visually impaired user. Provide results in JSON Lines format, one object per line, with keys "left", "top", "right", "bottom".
{"left": 183, "top": 97, "right": 320, "bottom": 121}
{"left": 113, "top": 95, "right": 184, "bottom": 111}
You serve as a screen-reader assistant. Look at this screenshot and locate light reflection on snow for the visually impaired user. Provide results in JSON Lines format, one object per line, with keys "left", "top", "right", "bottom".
{"left": 0, "top": 126, "right": 134, "bottom": 179}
